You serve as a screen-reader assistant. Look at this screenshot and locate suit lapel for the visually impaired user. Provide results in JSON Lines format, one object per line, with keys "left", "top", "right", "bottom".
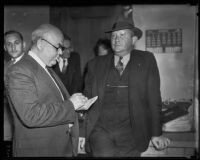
{"left": 128, "top": 50, "right": 143, "bottom": 89}
{"left": 27, "top": 55, "right": 70, "bottom": 100}
{"left": 128, "top": 50, "right": 144, "bottom": 125}
{"left": 48, "top": 67, "right": 70, "bottom": 98}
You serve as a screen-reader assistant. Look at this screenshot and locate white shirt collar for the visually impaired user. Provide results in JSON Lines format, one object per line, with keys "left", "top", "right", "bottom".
{"left": 28, "top": 50, "right": 46, "bottom": 69}
{"left": 114, "top": 53, "right": 130, "bottom": 68}
{"left": 12, "top": 52, "right": 25, "bottom": 63}
{"left": 58, "top": 58, "right": 68, "bottom": 72}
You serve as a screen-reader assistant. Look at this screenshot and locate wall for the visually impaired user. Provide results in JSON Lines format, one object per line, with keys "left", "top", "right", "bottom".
{"left": 50, "top": 6, "right": 121, "bottom": 73}
{"left": 133, "top": 5, "right": 198, "bottom": 155}
{"left": 132, "top": 5, "right": 196, "bottom": 101}
{"left": 4, "top": 6, "right": 50, "bottom": 51}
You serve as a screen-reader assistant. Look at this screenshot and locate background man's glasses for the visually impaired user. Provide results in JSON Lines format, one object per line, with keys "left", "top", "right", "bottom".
{"left": 41, "top": 38, "right": 66, "bottom": 52}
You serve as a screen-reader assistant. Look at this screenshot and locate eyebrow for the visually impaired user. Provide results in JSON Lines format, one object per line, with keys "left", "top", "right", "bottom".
{"left": 6, "top": 39, "right": 21, "bottom": 43}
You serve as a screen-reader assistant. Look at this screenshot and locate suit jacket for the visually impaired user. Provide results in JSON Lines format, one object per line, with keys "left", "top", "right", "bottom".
{"left": 5, "top": 54, "right": 79, "bottom": 157}
{"left": 53, "top": 52, "right": 83, "bottom": 95}
{"left": 4, "top": 59, "right": 13, "bottom": 141}
{"left": 84, "top": 49, "right": 162, "bottom": 153}
{"left": 4, "top": 56, "right": 24, "bottom": 141}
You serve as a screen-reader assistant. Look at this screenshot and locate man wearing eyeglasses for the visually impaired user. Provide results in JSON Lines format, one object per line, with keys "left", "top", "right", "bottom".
{"left": 5, "top": 24, "right": 89, "bottom": 157}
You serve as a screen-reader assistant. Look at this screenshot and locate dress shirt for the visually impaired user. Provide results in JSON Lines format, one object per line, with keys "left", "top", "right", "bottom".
{"left": 58, "top": 58, "right": 68, "bottom": 72}
{"left": 114, "top": 53, "right": 130, "bottom": 70}
{"left": 12, "top": 52, "right": 25, "bottom": 64}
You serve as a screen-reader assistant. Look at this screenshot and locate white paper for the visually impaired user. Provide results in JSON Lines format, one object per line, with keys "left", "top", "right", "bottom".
{"left": 78, "top": 137, "right": 86, "bottom": 154}
{"left": 77, "top": 96, "right": 98, "bottom": 110}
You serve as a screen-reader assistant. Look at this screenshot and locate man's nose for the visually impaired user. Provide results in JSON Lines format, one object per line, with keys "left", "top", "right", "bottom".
{"left": 114, "top": 36, "right": 120, "bottom": 42}
{"left": 11, "top": 44, "right": 16, "bottom": 51}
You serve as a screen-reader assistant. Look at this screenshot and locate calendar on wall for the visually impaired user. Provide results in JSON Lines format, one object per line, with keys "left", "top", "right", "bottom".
{"left": 145, "top": 29, "right": 182, "bottom": 53}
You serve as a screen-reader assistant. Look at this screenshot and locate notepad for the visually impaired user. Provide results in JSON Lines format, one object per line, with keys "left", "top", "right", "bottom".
{"left": 77, "top": 96, "right": 98, "bottom": 110}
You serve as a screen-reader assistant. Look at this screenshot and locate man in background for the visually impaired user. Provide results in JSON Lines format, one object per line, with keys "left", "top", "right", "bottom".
{"left": 4, "top": 30, "right": 26, "bottom": 69}
{"left": 5, "top": 24, "right": 88, "bottom": 157}
{"left": 53, "top": 34, "right": 83, "bottom": 95}
{"left": 53, "top": 34, "right": 85, "bottom": 154}
{"left": 93, "top": 38, "right": 112, "bottom": 57}
{"left": 4, "top": 30, "right": 26, "bottom": 157}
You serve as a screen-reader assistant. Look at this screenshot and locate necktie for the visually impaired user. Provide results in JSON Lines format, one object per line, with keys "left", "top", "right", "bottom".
{"left": 62, "top": 59, "right": 68, "bottom": 73}
{"left": 115, "top": 56, "right": 123, "bottom": 75}
{"left": 46, "top": 66, "right": 66, "bottom": 100}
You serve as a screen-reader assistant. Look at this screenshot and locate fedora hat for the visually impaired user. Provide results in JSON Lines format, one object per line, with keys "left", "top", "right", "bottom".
{"left": 105, "top": 21, "right": 143, "bottom": 39}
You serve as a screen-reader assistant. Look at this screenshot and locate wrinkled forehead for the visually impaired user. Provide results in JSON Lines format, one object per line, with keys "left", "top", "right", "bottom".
{"left": 5, "top": 33, "right": 22, "bottom": 42}
{"left": 44, "top": 30, "right": 64, "bottom": 45}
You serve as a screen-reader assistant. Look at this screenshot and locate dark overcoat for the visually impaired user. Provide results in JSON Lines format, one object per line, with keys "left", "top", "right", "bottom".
{"left": 84, "top": 49, "right": 162, "bottom": 153}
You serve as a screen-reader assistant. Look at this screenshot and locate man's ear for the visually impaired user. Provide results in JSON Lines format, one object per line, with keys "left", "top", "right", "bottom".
{"left": 132, "top": 36, "right": 138, "bottom": 46}
{"left": 23, "top": 41, "right": 26, "bottom": 51}
{"left": 36, "top": 39, "right": 43, "bottom": 50}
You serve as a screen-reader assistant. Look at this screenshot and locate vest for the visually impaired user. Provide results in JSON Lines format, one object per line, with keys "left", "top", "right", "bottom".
{"left": 95, "top": 60, "right": 132, "bottom": 131}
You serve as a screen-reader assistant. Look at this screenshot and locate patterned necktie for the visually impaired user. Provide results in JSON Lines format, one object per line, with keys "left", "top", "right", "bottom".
{"left": 115, "top": 56, "right": 123, "bottom": 75}
{"left": 46, "top": 66, "right": 66, "bottom": 100}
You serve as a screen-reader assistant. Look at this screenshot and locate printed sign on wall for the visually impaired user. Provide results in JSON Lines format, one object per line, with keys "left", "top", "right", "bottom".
{"left": 145, "top": 29, "right": 182, "bottom": 53}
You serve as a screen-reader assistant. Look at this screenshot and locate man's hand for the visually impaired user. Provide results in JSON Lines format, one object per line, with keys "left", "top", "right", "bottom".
{"left": 151, "top": 136, "right": 171, "bottom": 150}
{"left": 69, "top": 93, "right": 88, "bottom": 110}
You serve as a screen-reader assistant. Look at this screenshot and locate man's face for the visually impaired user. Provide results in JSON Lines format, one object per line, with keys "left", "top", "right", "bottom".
{"left": 111, "top": 29, "right": 133, "bottom": 56}
{"left": 61, "top": 39, "right": 71, "bottom": 59}
{"left": 42, "top": 31, "right": 64, "bottom": 67}
{"left": 98, "top": 45, "right": 108, "bottom": 56}
{"left": 4, "top": 33, "right": 24, "bottom": 59}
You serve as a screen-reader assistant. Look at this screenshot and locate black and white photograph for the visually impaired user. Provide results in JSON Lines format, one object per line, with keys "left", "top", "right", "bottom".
{"left": 3, "top": 0, "right": 199, "bottom": 158}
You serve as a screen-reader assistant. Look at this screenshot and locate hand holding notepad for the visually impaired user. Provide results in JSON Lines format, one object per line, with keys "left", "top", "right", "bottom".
{"left": 77, "top": 96, "right": 98, "bottom": 111}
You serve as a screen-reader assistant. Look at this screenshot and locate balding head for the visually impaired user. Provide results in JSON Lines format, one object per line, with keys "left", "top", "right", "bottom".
{"left": 30, "top": 24, "right": 64, "bottom": 67}
{"left": 31, "top": 24, "right": 63, "bottom": 45}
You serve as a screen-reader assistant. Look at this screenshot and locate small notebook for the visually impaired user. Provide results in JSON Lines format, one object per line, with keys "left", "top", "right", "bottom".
{"left": 77, "top": 96, "right": 98, "bottom": 110}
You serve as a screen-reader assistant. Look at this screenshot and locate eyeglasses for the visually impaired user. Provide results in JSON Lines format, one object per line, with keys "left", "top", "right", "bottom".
{"left": 41, "top": 38, "right": 66, "bottom": 52}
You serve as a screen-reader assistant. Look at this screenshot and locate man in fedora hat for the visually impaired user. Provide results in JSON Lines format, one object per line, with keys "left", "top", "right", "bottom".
{"left": 83, "top": 20, "right": 170, "bottom": 157}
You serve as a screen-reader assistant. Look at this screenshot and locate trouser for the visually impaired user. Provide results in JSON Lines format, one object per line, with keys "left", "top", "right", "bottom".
{"left": 89, "top": 126, "right": 141, "bottom": 157}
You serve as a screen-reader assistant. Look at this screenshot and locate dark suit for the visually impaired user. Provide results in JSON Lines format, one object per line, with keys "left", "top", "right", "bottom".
{"left": 4, "top": 59, "right": 13, "bottom": 141}
{"left": 4, "top": 56, "right": 24, "bottom": 141}
{"left": 53, "top": 52, "right": 83, "bottom": 95}
{"left": 5, "top": 53, "right": 79, "bottom": 157}
{"left": 84, "top": 49, "right": 162, "bottom": 155}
